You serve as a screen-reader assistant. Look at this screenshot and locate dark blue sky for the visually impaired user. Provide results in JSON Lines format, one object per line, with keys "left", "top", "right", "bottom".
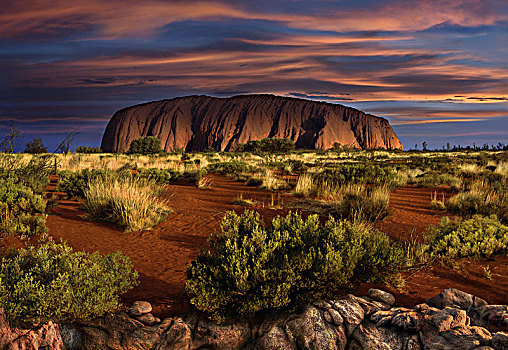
{"left": 1, "top": 0, "right": 507, "bottom": 151}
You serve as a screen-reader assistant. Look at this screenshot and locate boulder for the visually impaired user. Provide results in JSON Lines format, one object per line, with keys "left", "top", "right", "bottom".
{"left": 0, "top": 308, "right": 64, "bottom": 350}
{"left": 492, "top": 331, "right": 508, "bottom": 350}
{"left": 129, "top": 301, "right": 153, "bottom": 317}
{"left": 351, "top": 320, "right": 421, "bottom": 350}
{"left": 330, "top": 295, "right": 365, "bottom": 336}
{"left": 427, "top": 288, "right": 487, "bottom": 312}
{"left": 192, "top": 317, "right": 251, "bottom": 350}
{"left": 367, "top": 289, "right": 396, "bottom": 307}
{"left": 285, "top": 305, "right": 347, "bottom": 350}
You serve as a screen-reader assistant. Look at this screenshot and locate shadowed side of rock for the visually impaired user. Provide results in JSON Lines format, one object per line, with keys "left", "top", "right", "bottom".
{"left": 101, "top": 94, "right": 403, "bottom": 152}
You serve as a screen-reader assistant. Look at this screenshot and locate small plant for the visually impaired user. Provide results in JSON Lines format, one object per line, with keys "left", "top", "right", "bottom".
{"left": 294, "top": 172, "right": 314, "bottom": 196}
{"left": 197, "top": 176, "right": 212, "bottom": 189}
{"left": 82, "top": 176, "right": 171, "bottom": 232}
{"left": 75, "top": 146, "right": 102, "bottom": 153}
{"left": 430, "top": 191, "right": 446, "bottom": 210}
{"left": 0, "top": 235, "right": 138, "bottom": 325}
{"left": 482, "top": 266, "right": 492, "bottom": 280}
{"left": 233, "top": 194, "right": 257, "bottom": 206}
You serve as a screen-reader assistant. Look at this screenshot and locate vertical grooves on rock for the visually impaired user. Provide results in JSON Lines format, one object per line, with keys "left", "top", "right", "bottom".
{"left": 101, "top": 94, "right": 403, "bottom": 152}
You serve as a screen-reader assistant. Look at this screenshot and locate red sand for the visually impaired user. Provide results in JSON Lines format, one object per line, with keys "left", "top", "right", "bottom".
{"left": 1, "top": 175, "right": 507, "bottom": 318}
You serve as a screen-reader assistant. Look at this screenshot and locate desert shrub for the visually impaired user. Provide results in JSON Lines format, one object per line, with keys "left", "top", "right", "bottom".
{"left": 75, "top": 146, "right": 102, "bottom": 153}
{"left": 0, "top": 156, "right": 52, "bottom": 236}
{"left": 82, "top": 176, "right": 171, "bottom": 232}
{"left": 207, "top": 160, "right": 249, "bottom": 175}
{"left": 446, "top": 181, "right": 507, "bottom": 223}
{"left": 313, "top": 164, "right": 397, "bottom": 187}
{"left": 414, "top": 172, "right": 461, "bottom": 189}
{"left": 136, "top": 168, "right": 181, "bottom": 184}
{"left": 186, "top": 210, "right": 403, "bottom": 323}
{"left": 24, "top": 137, "right": 47, "bottom": 154}
{"left": 245, "top": 176, "right": 264, "bottom": 186}
{"left": 424, "top": 215, "right": 508, "bottom": 259}
{"left": 323, "top": 184, "right": 391, "bottom": 222}
{"left": 0, "top": 175, "right": 47, "bottom": 236}
{"left": 56, "top": 169, "right": 113, "bottom": 199}
{"left": 260, "top": 169, "right": 290, "bottom": 191}
{"left": 127, "top": 136, "right": 162, "bottom": 155}
{"left": 0, "top": 236, "right": 138, "bottom": 324}
{"left": 236, "top": 138, "right": 295, "bottom": 153}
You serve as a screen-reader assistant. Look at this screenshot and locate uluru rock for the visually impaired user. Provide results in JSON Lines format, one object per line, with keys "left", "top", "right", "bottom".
{"left": 101, "top": 94, "right": 403, "bottom": 152}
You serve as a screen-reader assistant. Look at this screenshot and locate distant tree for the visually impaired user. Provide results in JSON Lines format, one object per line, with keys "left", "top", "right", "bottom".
{"left": 0, "top": 125, "right": 24, "bottom": 153}
{"left": 422, "top": 142, "right": 428, "bottom": 151}
{"left": 127, "top": 136, "right": 162, "bottom": 155}
{"left": 446, "top": 142, "right": 450, "bottom": 151}
{"left": 236, "top": 138, "right": 295, "bottom": 153}
{"left": 75, "top": 146, "right": 102, "bottom": 153}
{"left": 24, "top": 137, "right": 47, "bottom": 154}
{"left": 414, "top": 144, "right": 418, "bottom": 150}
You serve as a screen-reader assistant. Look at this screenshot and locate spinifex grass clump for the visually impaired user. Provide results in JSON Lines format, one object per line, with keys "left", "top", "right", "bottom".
{"left": 186, "top": 210, "right": 404, "bottom": 323}
{"left": 57, "top": 168, "right": 114, "bottom": 199}
{"left": 424, "top": 215, "right": 508, "bottom": 260}
{"left": 82, "top": 176, "right": 171, "bottom": 232}
{"left": 0, "top": 235, "right": 138, "bottom": 324}
{"left": 446, "top": 180, "right": 507, "bottom": 223}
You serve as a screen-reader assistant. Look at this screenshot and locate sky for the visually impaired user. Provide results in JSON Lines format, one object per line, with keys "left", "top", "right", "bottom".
{"left": 1, "top": 0, "right": 507, "bottom": 151}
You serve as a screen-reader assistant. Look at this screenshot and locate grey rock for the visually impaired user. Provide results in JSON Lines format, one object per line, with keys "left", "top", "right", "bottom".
{"left": 492, "top": 332, "right": 508, "bottom": 350}
{"left": 136, "top": 313, "right": 159, "bottom": 326}
{"left": 427, "top": 288, "right": 487, "bottom": 312}
{"left": 255, "top": 326, "right": 295, "bottom": 350}
{"left": 331, "top": 295, "right": 365, "bottom": 336}
{"left": 192, "top": 317, "right": 251, "bottom": 350}
{"left": 129, "top": 301, "right": 153, "bottom": 317}
{"left": 367, "top": 289, "right": 396, "bottom": 307}
{"left": 431, "top": 307, "right": 469, "bottom": 332}
{"left": 0, "top": 308, "right": 65, "bottom": 350}
{"left": 352, "top": 320, "right": 421, "bottom": 350}
{"left": 285, "top": 306, "right": 346, "bottom": 350}
{"left": 469, "top": 305, "right": 508, "bottom": 328}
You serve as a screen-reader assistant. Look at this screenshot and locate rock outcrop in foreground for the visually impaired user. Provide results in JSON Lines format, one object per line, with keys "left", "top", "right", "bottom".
{"left": 3, "top": 288, "right": 508, "bottom": 349}
{"left": 101, "top": 95, "right": 403, "bottom": 152}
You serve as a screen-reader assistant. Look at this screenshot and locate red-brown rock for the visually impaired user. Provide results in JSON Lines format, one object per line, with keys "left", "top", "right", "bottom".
{"left": 101, "top": 94, "right": 403, "bottom": 152}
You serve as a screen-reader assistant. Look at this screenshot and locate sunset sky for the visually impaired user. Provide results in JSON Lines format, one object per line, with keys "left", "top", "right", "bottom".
{"left": 1, "top": 0, "right": 507, "bottom": 150}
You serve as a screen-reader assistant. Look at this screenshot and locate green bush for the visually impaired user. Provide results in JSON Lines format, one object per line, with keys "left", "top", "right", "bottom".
{"left": 236, "top": 138, "right": 295, "bottom": 153}
{"left": 0, "top": 236, "right": 138, "bottom": 324}
{"left": 314, "top": 164, "right": 397, "bottom": 187}
{"left": 127, "top": 136, "right": 162, "bottom": 155}
{"left": 207, "top": 161, "right": 249, "bottom": 175}
{"left": 186, "top": 210, "right": 403, "bottom": 323}
{"left": 425, "top": 215, "right": 508, "bottom": 259}
{"left": 136, "top": 168, "right": 181, "bottom": 184}
{"left": 56, "top": 169, "right": 113, "bottom": 199}
{"left": 0, "top": 175, "right": 47, "bottom": 236}
{"left": 0, "top": 156, "right": 52, "bottom": 236}
{"left": 446, "top": 181, "right": 507, "bottom": 223}
{"left": 75, "top": 146, "right": 102, "bottom": 153}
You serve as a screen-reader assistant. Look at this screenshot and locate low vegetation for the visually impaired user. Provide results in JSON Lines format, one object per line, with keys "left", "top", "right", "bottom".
{"left": 127, "top": 136, "right": 163, "bottom": 155}
{"left": 0, "top": 155, "right": 52, "bottom": 236}
{"left": 82, "top": 176, "right": 171, "bottom": 232}
{"left": 0, "top": 236, "right": 138, "bottom": 324}
{"left": 424, "top": 215, "right": 508, "bottom": 260}
{"left": 186, "top": 210, "right": 403, "bottom": 323}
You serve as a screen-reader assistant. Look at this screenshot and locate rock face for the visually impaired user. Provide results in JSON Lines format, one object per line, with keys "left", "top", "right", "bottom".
{"left": 4, "top": 289, "right": 507, "bottom": 349}
{"left": 101, "top": 94, "right": 403, "bottom": 152}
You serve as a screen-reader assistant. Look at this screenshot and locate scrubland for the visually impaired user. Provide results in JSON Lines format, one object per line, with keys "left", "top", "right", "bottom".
{"left": 0, "top": 147, "right": 507, "bottom": 324}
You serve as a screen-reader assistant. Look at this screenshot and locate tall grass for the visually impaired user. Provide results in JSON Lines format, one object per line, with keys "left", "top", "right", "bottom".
{"left": 82, "top": 176, "right": 171, "bottom": 232}
{"left": 446, "top": 180, "right": 507, "bottom": 223}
